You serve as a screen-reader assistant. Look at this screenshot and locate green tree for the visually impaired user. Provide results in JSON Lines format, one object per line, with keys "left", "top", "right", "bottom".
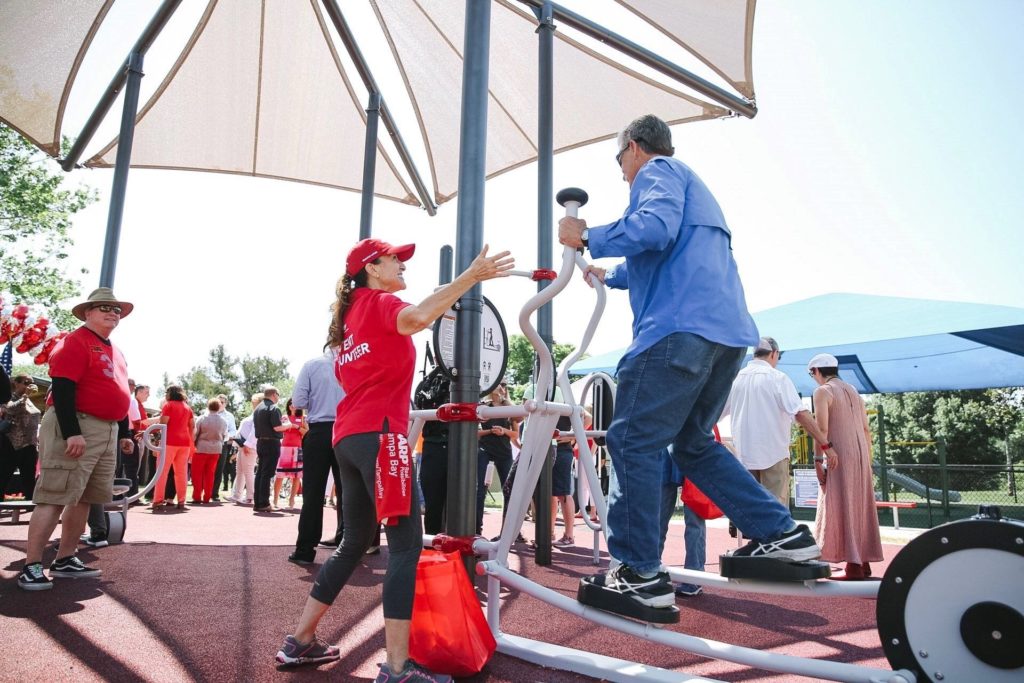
{"left": 11, "top": 362, "right": 49, "bottom": 381}
{"left": 1, "top": 123, "right": 97, "bottom": 331}
{"left": 504, "top": 334, "right": 578, "bottom": 401}
{"left": 171, "top": 346, "right": 293, "bottom": 419}
{"left": 875, "top": 388, "right": 1024, "bottom": 490}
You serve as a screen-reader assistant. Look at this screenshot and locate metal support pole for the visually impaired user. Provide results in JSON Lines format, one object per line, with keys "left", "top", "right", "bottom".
{"left": 447, "top": 1, "right": 492, "bottom": 569}
{"left": 62, "top": 0, "right": 183, "bottom": 170}
{"left": 533, "top": 0, "right": 555, "bottom": 566}
{"left": 359, "top": 91, "right": 382, "bottom": 239}
{"left": 321, "top": 0, "right": 437, "bottom": 215}
{"left": 877, "top": 404, "right": 889, "bottom": 502}
{"left": 98, "top": 52, "right": 145, "bottom": 288}
{"left": 438, "top": 245, "right": 454, "bottom": 285}
{"left": 937, "top": 437, "right": 951, "bottom": 522}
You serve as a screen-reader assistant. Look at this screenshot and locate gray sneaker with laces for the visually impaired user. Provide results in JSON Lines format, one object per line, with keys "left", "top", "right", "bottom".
{"left": 374, "top": 659, "right": 452, "bottom": 683}
{"left": 50, "top": 555, "right": 102, "bottom": 578}
{"left": 275, "top": 635, "right": 341, "bottom": 666}
{"left": 17, "top": 562, "right": 53, "bottom": 591}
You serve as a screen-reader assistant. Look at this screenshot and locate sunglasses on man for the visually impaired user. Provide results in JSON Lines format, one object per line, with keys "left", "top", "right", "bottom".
{"left": 91, "top": 304, "right": 123, "bottom": 315}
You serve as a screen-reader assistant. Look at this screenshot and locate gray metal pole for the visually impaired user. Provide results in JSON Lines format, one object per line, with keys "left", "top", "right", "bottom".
{"left": 98, "top": 52, "right": 145, "bottom": 288}
{"left": 62, "top": 0, "right": 183, "bottom": 170}
{"left": 321, "top": 0, "right": 437, "bottom": 215}
{"left": 438, "top": 245, "right": 454, "bottom": 285}
{"left": 447, "top": 0, "right": 492, "bottom": 548}
{"left": 359, "top": 92, "right": 382, "bottom": 239}
{"left": 533, "top": 0, "right": 555, "bottom": 567}
{"left": 515, "top": 0, "right": 756, "bottom": 118}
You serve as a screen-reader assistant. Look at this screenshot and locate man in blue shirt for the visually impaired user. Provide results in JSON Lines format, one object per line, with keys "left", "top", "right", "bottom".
{"left": 289, "top": 348, "right": 345, "bottom": 564}
{"left": 559, "top": 114, "right": 819, "bottom": 614}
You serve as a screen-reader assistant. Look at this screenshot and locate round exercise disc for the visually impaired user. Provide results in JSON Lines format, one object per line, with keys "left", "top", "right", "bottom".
{"left": 877, "top": 517, "right": 1024, "bottom": 682}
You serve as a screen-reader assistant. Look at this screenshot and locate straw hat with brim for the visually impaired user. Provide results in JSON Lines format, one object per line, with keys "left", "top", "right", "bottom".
{"left": 71, "top": 287, "right": 134, "bottom": 321}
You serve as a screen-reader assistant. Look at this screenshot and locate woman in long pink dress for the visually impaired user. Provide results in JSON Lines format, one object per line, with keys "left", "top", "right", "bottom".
{"left": 808, "top": 354, "right": 883, "bottom": 580}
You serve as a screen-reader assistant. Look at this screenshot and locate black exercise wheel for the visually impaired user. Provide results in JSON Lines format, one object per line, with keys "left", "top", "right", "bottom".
{"left": 877, "top": 511, "right": 1024, "bottom": 682}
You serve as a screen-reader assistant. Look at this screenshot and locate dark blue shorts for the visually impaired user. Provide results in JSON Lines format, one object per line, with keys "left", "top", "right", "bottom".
{"left": 552, "top": 445, "right": 574, "bottom": 496}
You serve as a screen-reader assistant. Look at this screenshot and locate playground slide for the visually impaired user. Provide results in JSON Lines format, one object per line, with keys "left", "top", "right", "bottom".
{"left": 873, "top": 464, "right": 962, "bottom": 503}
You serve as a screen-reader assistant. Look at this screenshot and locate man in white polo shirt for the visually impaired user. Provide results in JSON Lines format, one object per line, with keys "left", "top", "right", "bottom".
{"left": 721, "top": 337, "right": 833, "bottom": 506}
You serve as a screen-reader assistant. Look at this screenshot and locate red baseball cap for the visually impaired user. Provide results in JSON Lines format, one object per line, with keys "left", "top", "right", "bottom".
{"left": 345, "top": 238, "right": 416, "bottom": 277}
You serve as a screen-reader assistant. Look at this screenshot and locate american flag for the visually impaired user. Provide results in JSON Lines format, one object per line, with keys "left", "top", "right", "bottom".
{"left": 1, "top": 342, "right": 12, "bottom": 375}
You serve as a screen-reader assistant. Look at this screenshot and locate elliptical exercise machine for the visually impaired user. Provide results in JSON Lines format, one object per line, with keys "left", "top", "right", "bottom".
{"left": 408, "top": 189, "right": 1023, "bottom": 682}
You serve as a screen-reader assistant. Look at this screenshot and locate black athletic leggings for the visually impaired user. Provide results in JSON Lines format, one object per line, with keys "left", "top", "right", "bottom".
{"left": 310, "top": 432, "right": 422, "bottom": 619}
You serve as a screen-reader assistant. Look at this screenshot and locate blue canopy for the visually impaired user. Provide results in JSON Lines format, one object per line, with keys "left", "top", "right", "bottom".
{"left": 571, "top": 293, "right": 1024, "bottom": 394}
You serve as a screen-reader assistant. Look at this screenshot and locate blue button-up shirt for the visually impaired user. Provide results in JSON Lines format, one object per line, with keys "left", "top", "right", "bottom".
{"left": 292, "top": 349, "right": 346, "bottom": 424}
{"left": 589, "top": 156, "right": 759, "bottom": 359}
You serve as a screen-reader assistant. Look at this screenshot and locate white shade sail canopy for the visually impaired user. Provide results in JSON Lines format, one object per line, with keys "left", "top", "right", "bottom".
{"left": 371, "top": 0, "right": 729, "bottom": 204}
{"left": 0, "top": 0, "right": 113, "bottom": 156}
{"left": 0, "top": 0, "right": 758, "bottom": 208}
{"left": 616, "top": 0, "right": 756, "bottom": 99}
{"left": 86, "top": 0, "right": 419, "bottom": 206}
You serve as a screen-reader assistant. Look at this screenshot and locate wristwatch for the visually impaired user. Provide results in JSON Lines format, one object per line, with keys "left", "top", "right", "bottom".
{"left": 581, "top": 227, "right": 590, "bottom": 248}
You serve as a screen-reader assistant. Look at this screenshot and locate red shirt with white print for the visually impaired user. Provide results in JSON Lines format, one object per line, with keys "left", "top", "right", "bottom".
{"left": 333, "top": 288, "right": 415, "bottom": 445}
{"left": 46, "top": 325, "right": 131, "bottom": 421}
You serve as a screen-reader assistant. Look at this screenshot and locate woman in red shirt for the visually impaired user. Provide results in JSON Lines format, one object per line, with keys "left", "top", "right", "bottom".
{"left": 274, "top": 398, "right": 306, "bottom": 510}
{"left": 154, "top": 385, "right": 194, "bottom": 510}
{"left": 276, "top": 238, "right": 512, "bottom": 680}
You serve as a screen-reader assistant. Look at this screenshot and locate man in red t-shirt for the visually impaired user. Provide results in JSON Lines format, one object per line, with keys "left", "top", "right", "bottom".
{"left": 17, "top": 288, "right": 135, "bottom": 592}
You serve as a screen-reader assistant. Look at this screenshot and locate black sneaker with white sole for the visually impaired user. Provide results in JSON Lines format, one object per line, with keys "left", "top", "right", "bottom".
{"left": 17, "top": 562, "right": 53, "bottom": 591}
{"left": 587, "top": 564, "right": 675, "bottom": 608}
{"left": 50, "top": 555, "right": 103, "bottom": 579}
{"left": 81, "top": 534, "right": 109, "bottom": 548}
{"left": 729, "top": 524, "right": 820, "bottom": 562}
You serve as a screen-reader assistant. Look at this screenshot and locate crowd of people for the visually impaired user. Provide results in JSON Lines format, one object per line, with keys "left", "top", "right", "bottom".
{"left": 4, "top": 113, "right": 887, "bottom": 681}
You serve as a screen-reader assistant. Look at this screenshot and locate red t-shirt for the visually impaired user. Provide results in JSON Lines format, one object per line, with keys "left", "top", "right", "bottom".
{"left": 161, "top": 400, "right": 195, "bottom": 447}
{"left": 282, "top": 415, "right": 304, "bottom": 447}
{"left": 46, "top": 326, "right": 131, "bottom": 421}
{"left": 333, "top": 288, "right": 415, "bottom": 445}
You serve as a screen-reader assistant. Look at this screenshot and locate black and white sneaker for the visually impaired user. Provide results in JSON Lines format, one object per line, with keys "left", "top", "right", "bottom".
{"left": 17, "top": 562, "right": 53, "bottom": 591}
{"left": 81, "top": 534, "right": 109, "bottom": 548}
{"left": 729, "top": 524, "right": 820, "bottom": 562}
{"left": 50, "top": 555, "right": 103, "bottom": 579}
{"left": 590, "top": 564, "right": 675, "bottom": 608}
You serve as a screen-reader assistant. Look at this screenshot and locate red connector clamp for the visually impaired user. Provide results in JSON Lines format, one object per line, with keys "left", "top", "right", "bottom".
{"left": 531, "top": 269, "right": 557, "bottom": 281}
{"left": 435, "top": 402, "right": 480, "bottom": 422}
{"left": 431, "top": 534, "right": 478, "bottom": 555}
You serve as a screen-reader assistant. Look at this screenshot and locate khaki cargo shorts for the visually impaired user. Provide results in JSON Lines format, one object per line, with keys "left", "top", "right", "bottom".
{"left": 34, "top": 408, "right": 116, "bottom": 506}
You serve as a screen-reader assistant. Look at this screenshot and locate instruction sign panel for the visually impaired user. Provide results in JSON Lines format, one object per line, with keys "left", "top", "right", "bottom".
{"left": 793, "top": 468, "right": 821, "bottom": 508}
{"left": 432, "top": 296, "right": 508, "bottom": 396}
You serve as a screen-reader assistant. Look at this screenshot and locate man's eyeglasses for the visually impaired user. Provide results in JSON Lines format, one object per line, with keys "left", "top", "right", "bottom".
{"left": 807, "top": 370, "right": 816, "bottom": 377}
{"left": 91, "top": 304, "right": 123, "bottom": 315}
{"left": 499, "top": 382, "right": 507, "bottom": 387}
{"left": 615, "top": 137, "right": 645, "bottom": 166}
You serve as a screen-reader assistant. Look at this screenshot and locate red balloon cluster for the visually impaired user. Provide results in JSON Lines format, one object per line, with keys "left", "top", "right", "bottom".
{"left": 0, "top": 294, "right": 68, "bottom": 365}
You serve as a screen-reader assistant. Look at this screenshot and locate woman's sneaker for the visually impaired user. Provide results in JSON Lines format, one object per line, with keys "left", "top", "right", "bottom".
{"left": 50, "top": 556, "right": 102, "bottom": 578}
{"left": 374, "top": 659, "right": 452, "bottom": 683}
{"left": 275, "top": 635, "right": 341, "bottom": 666}
{"left": 730, "top": 524, "right": 820, "bottom": 562}
{"left": 17, "top": 562, "right": 53, "bottom": 591}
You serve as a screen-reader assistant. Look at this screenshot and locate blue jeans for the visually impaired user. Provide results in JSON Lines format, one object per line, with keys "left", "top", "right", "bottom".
{"left": 605, "top": 332, "right": 794, "bottom": 575}
{"left": 658, "top": 481, "right": 705, "bottom": 572}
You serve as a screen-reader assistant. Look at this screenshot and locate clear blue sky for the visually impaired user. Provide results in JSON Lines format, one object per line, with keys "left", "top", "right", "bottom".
{"left": 22, "top": 0, "right": 1022, "bottom": 394}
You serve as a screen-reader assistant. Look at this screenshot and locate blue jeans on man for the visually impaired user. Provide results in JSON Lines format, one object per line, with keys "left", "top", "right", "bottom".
{"left": 605, "top": 332, "right": 794, "bottom": 576}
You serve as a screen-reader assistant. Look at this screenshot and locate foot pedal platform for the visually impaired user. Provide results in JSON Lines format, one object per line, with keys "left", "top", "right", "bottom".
{"left": 577, "top": 578, "right": 681, "bottom": 624}
{"left": 720, "top": 554, "right": 831, "bottom": 581}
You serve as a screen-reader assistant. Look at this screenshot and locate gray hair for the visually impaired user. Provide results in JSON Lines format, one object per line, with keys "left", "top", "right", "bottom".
{"left": 754, "top": 336, "right": 779, "bottom": 358}
{"left": 616, "top": 114, "right": 675, "bottom": 157}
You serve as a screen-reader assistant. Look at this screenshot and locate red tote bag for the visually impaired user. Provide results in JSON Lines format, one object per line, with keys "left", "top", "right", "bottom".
{"left": 408, "top": 550, "right": 497, "bottom": 677}
{"left": 680, "top": 424, "right": 725, "bottom": 520}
